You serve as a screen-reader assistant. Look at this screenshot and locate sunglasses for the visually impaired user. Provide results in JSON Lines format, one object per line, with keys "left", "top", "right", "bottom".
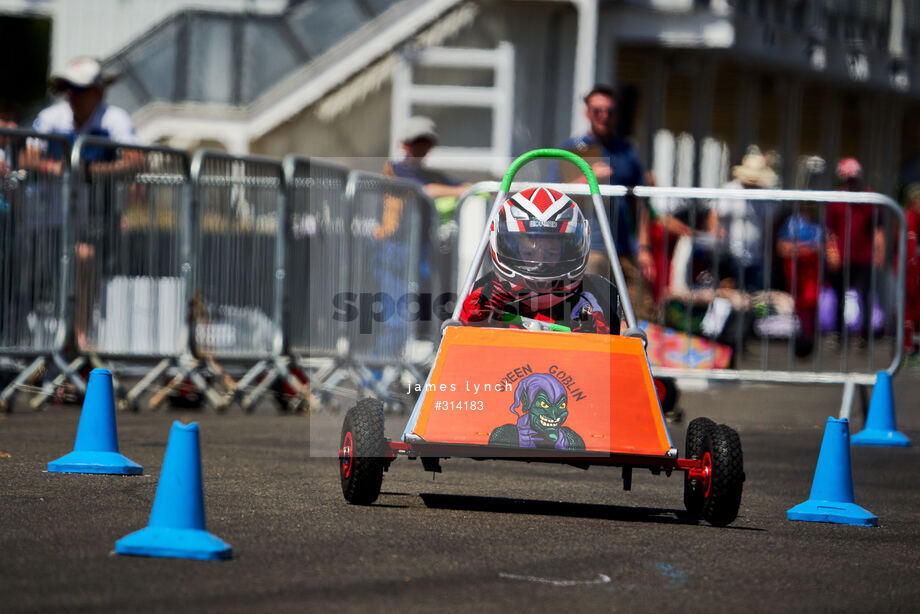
{"left": 589, "top": 106, "right": 616, "bottom": 118}
{"left": 63, "top": 84, "right": 89, "bottom": 94}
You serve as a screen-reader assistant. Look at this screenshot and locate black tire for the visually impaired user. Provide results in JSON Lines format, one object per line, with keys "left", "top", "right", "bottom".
{"left": 340, "top": 398, "right": 387, "bottom": 505}
{"left": 683, "top": 417, "right": 716, "bottom": 515}
{"left": 701, "top": 424, "right": 745, "bottom": 526}
{"left": 654, "top": 377, "right": 680, "bottom": 414}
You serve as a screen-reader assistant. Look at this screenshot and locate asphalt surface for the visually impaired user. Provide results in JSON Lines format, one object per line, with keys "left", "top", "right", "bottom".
{"left": 2, "top": 373, "right": 920, "bottom": 613}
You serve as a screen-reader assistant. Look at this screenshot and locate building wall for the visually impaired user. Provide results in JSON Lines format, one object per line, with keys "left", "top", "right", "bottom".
{"left": 0, "top": 0, "right": 284, "bottom": 73}
{"left": 58, "top": 0, "right": 912, "bottom": 195}
{"left": 252, "top": 0, "right": 578, "bottom": 180}
{"left": 612, "top": 41, "right": 911, "bottom": 193}
{"left": 252, "top": 83, "right": 394, "bottom": 174}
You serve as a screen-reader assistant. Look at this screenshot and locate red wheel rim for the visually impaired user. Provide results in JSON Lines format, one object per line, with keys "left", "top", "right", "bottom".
{"left": 701, "top": 451, "right": 712, "bottom": 498}
{"left": 340, "top": 431, "right": 354, "bottom": 478}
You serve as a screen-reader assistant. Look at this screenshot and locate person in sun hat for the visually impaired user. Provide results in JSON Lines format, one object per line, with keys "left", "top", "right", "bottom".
{"left": 708, "top": 145, "right": 779, "bottom": 291}
{"left": 32, "top": 56, "right": 136, "bottom": 147}
{"left": 28, "top": 57, "right": 140, "bottom": 355}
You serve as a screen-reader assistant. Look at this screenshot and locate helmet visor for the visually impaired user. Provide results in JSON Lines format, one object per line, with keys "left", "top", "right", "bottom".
{"left": 496, "top": 222, "right": 588, "bottom": 279}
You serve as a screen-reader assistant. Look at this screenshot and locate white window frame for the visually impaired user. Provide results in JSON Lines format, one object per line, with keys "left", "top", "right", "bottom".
{"left": 390, "top": 42, "right": 514, "bottom": 176}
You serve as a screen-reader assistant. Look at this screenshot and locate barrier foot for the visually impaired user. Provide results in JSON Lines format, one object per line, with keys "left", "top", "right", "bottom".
{"left": 278, "top": 361, "right": 309, "bottom": 413}
{"left": 126, "top": 358, "right": 172, "bottom": 409}
{"left": 53, "top": 352, "right": 87, "bottom": 395}
{"left": 235, "top": 360, "right": 269, "bottom": 409}
{"left": 30, "top": 356, "right": 85, "bottom": 410}
{"left": 192, "top": 370, "right": 230, "bottom": 412}
{"left": 148, "top": 367, "right": 191, "bottom": 411}
{"left": 0, "top": 356, "right": 46, "bottom": 412}
{"left": 240, "top": 362, "right": 277, "bottom": 413}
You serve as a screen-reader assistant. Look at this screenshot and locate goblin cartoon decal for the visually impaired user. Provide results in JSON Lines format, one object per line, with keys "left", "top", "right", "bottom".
{"left": 489, "top": 372, "right": 585, "bottom": 450}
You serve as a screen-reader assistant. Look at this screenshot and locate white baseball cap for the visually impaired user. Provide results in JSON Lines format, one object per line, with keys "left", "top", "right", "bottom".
{"left": 402, "top": 116, "right": 438, "bottom": 143}
{"left": 49, "top": 57, "right": 117, "bottom": 92}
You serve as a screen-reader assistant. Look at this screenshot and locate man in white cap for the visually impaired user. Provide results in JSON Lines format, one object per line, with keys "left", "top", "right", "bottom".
{"left": 383, "top": 116, "right": 470, "bottom": 348}
{"left": 386, "top": 116, "right": 468, "bottom": 204}
{"left": 32, "top": 56, "right": 136, "bottom": 146}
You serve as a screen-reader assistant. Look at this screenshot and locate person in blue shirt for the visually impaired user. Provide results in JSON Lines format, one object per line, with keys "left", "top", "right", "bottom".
{"left": 33, "top": 57, "right": 136, "bottom": 145}
{"left": 27, "top": 57, "right": 141, "bottom": 351}
{"left": 556, "top": 84, "right": 655, "bottom": 317}
{"left": 385, "top": 116, "right": 469, "bottom": 223}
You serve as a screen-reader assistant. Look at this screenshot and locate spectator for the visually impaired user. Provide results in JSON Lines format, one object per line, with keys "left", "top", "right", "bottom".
{"left": 386, "top": 116, "right": 470, "bottom": 223}
{"left": 28, "top": 57, "right": 140, "bottom": 349}
{"left": 708, "top": 146, "right": 778, "bottom": 291}
{"left": 776, "top": 204, "right": 838, "bottom": 356}
{"left": 665, "top": 230, "right": 749, "bottom": 346}
{"left": 385, "top": 116, "right": 473, "bottom": 328}
{"left": 643, "top": 169, "right": 696, "bottom": 303}
{"left": 826, "top": 158, "right": 884, "bottom": 344}
{"left": 32, "top": 57, "right": 135, "bottom": 146}
{"left": 557, "top": 84, "right": 655, "bottom": 318}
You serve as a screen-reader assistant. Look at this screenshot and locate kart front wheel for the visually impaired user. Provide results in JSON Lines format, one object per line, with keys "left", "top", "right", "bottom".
{"left": 339, "top": 398, "right": 387, "bottom": 505}
{"left": 683, "top": 417, "right": 716, "bottom": 515}
{"left": 700, "top": 424, "right": 744, "bottom": 526}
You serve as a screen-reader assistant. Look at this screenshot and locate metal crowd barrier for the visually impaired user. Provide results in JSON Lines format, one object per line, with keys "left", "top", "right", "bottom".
{"left": 452, "top": 182, "right": 906, "bottom": 418}
{"left": 282, "top": 156, "right": 351, "bottom": 403}
{"left": 3, "top": 133, "right": 904, "bottom": 418}
{"left": 349, "top": 172, "right": 427, "bottom": 380}
{"left": 280, "top": 162, "right": 439, "bottom": 410}
{"left": 164, "top": 150, "right": 287, "bottom": 411}
{"left": 39, "top": 137, "right": 202, "bottom": 411}
{"left": 0, "top": 129, "right": 71, "bottom": 412}
{"left": 0, "top": 133, "right": 453, "bottom": 413}
{"left": 299, "top": 171, "right": 432, "bottom": 408}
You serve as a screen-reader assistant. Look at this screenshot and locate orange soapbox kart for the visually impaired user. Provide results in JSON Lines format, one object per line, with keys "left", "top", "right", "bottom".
{"left": 338, "top": 149, "right": 744, "bottom": 526}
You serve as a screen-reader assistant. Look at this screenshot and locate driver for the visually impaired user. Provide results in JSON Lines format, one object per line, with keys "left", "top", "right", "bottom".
{"left": 459, "top": 186, "right": 621, "bottom": 334}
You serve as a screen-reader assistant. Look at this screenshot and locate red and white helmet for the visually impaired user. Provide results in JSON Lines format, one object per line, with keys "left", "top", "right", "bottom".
{"left": 489, "top": 186, "right": 590, "bottom": 296}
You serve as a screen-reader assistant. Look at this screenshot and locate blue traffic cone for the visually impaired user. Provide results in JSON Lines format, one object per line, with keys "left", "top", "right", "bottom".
{"left": 115, "top": 421, "right": 231, "bottom": 560}
{"left": 787, "top": 417, "right": 877, "bottom": 526}
{"left": 851, "top": 371, "right": 911, "bottom": 447}
{"left": 47, "top": 368, "right": 142, "bottom": 475}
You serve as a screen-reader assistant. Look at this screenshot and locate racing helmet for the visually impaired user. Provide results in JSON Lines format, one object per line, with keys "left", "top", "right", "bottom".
{"left": 489, "top": 186, "right": 590, "bottom": 294}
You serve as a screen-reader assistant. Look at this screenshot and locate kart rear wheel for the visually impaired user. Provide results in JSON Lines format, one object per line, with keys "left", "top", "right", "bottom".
{"left": 701, "top": 424, "right": 744, "bottom": 526}
{"left": 683, "top": 417, "right": 716, "bottom": 515}
{"left": 339, "top": 398, "right": 387, "bottom": 505}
